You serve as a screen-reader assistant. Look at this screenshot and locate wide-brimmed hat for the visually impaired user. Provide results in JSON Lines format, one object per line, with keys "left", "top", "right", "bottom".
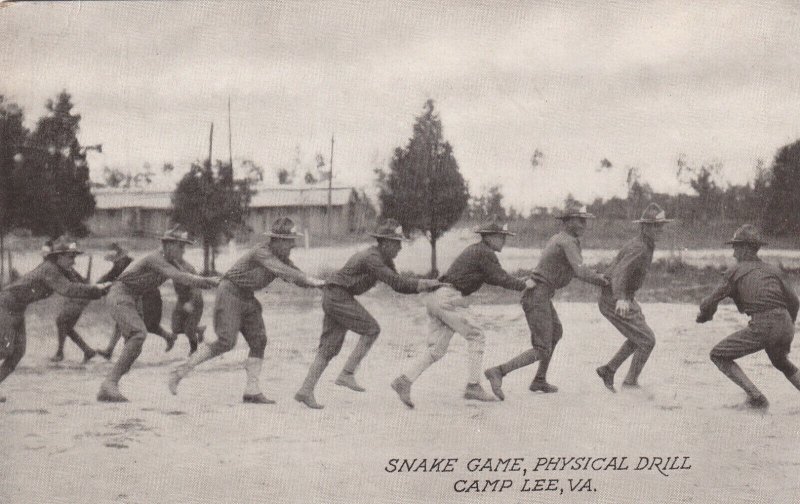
{"left": 633, "top": 203, "right": 674, "bottom": 224}
{"left": 161, "top": 225, "right": 194, "bottom": 244}
{"left": 42, "top": 236, "right": 83, "bottom": 258}
{"left": 104, "top": 242, "right": 129, "bottom": 262}
{"left": 725, "top": 224, "right": 768, "bottom": 246}
{"left": 555, "top": 201, "right": 595, "bottom": 220}
{"left": 368, "top": 218, "right": 406, "bottom": 241}
{"left": 265, "top": 217, "right": 303, "bottom": 239}
{"left": 475, "top": 216, "right": 516, "bottom": 236}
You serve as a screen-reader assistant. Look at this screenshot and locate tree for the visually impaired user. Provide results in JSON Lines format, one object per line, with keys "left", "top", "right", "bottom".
{"left": 15, "top": 91, "right": 95, "bottom": 237}
{"left": 531, "top": 148, "right": 544, "bottom": 170}
{"left": 172, "top": 160, "right": 253, "bottom": 274}
{"left": 0, "top": 95, "right": 29, "bottom": 285}
{"left": 762, "top": 139, "right": 800, "bottom": 235}
{"left": 277, "top": 168, "right": 293, "bottom": 184}
{"left": 375, "top": 99, "right": 469, "bottom": 276}
{"left": 469, "top": 185, "right": 506, "bottom": 221}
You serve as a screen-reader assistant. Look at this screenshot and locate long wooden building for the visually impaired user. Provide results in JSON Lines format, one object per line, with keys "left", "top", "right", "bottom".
{"left": 89, "top": 185, "right": 374, "bottom": 240}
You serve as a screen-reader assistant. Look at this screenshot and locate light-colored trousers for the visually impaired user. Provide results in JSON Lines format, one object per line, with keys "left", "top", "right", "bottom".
{"left": 404, "top": 286, "right": 485, "bottom": 384}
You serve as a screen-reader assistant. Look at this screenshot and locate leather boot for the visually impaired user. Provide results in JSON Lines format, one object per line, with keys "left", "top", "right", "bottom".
{"left": 168, "top": 343, "right": 215, "bottom": 395}
{"left": 97, "top": 380, "right": 128, "bottom": 402}
{"left": 484, "top": 366, "right": 505, "bottom": 401}
{"left": 529, "top": 379, "right": 559, "bottom": 393}
{"left": 242, "top": 357, "right": 275, "bottom": 404}
{"left": 464, "top": 382, "right": 496, "bottom": 402}
{"left": 391, "top": 375, "right": 414, "bottom": 409}
{"left": 596, "top": 365, "right": 616, "bottom": 393}
{"left": 335, "top": 370, "right": 366, "bottom": 392}
{"left": 295, "top": 353, "right": 330, "bottom": 409}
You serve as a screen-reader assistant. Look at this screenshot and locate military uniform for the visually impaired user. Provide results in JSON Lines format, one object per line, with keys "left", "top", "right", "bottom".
{"left": 393, "top": 220, "right": 527, "bottom": 408}
{"left": 0, "top": 239, "right": 106, "bottom": 401}
{"left": 295, "top": 219, "right": 435, "bottom": 409}
{"left": 485, "top": 203, "right": 607, "bottom": 400}
{"left": 170, "top": 258, "right": 205, "bottom": 354}
{"left": 97, "top": 229, "right": 217, "bottom": 403}
{"left": 596, "top": 203, "right": 672, "bottom": 391}
{"left": 52, "top": 268, "right": 97, "bottom": 363}
{"left": 697, "top": 224, "right": 800, "bottom": 409}
{"left": 169, "top": 218, "right": 322, "bottom": 404}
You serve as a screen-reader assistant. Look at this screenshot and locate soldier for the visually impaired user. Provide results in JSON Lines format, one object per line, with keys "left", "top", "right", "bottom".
{"left": 0, "top": 237, "right": 110, "bottom": 402}
{"left": 484, "top": 201, "right": 608, "bottom": 400}
{"left": 696, "top": 224, "right": 800, "bottom": 410}
{"left": 294, "top": 219, "right": 441, "bottom": 409}
{"left": 50, "top": 241, "right": 99, "bottom": 364}
{"left": 168, "top": 217, "right": 325, "bottom": 404}
{"left": 97, "top": 226, "right": 219, "bottom": 402}
{"left": 169, "top": 260, "right": 206, "bottom": 355}
{"left": 391, "top": 217, "right": 533, "bottom": 409}
{"left": 595, "top": 203, "right": 673, "bottom": 392}
{"left": 96, "top": 245, "right": 176, "bottom": 360}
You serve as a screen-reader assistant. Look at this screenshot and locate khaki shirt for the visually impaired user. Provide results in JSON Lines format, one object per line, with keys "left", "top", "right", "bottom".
{"left": 116, "top": 251, "right": 217, "bottom": 296}
{"left": 699, "top": 259, "right": 799, "bottom": 322}
{"left": 533, "top": 231, "right": 606, "bottom": 290}
{"left": 603, "top": 235, "right": 655, "bottom": 301}
{"left": 0, "top": 260, "right": 103, "bottom": 311}
{"left": 327, "top": 246, "right": 419, "bottom": 296}
{"left": 222, "top": 244, "right": 316, "bottom": 293}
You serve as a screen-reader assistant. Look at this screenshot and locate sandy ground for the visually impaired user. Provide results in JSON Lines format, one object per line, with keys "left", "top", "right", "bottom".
{"left": 1, "top": 286, "right": 799, "bottom": 504}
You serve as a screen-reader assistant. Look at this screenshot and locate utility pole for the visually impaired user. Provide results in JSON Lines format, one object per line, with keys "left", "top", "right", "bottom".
{"left": 327, "top": 134, "right": 334, "bottom": 237}
{"left": 228, "top": 97, "right": 233, "bottom": 171}
{"left": 208, "top": 122, "right": 214, "bottom": 168}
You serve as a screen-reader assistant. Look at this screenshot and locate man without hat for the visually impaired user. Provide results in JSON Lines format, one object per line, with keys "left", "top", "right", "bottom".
{"left": 168, "top": 217, "right": 325, "bottom": 404}
{"left": 485, "top": 201, "right": 609, "bottom": 400}
{"left": 294, "top": 218, "right": 442, "bottom": 409}
{"left": 596, "top": 203, "right": 672, "bottom": 392}
{"left": 696, "top": 224, "right": 800, "bottom": 410}
{"left": 97, "top": 226, "right": 219, "bottom": 402}
{"left": 390, "top": 217, "right": 532, "bottom": 409}
{"left": 0, "top": 237, "right": 110, "bottom": 402}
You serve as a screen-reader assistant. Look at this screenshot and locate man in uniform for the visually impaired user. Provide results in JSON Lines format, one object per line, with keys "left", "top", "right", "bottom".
{"left": 0, "top": 237, "right": 109, "bottom": 402}
{"left": 391, "top": 217, "right": 532, "bottom": 408}
{"left": 168, "top": 217, "right": 324, "bottom": 404}
{"left": 97, "top": 244, "right": 178, "bottom": 359}
{"left": 485, "top": 201, "right": 609, "bottom": 400}
{"left": 596, "top": 203, "right": 672, "bottom": 392}
{"left": 696, "top": 224, "right": 800, "bottom": 410}
{"left": 294, "top": 219, "right": 441, "bottom": 409}
{"left": 97, "top": 226, "right": 219, "bottom": 402}
{"left": 169, "top": 261, "right": 206, "bottom": 355}
{"left": 50, "top": 240, "right": 99, "bottom": 364}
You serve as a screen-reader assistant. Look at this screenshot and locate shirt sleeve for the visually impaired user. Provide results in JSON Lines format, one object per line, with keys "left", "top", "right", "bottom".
{"left": 148, "top": 255, "right": 217, "bottom": 289}
{"left": 97, "top": 257, "right": 133, "bottom": 283}
{"left": 561, "top": 238, "right": 607, "bottom": 286}
{"left": 364, "top": 252, "right": 420, "bottom": 294}
{"left": 43, "top": 265, "right": 104, "bottom": 299}
{"left": 252, "top": 249, "right": 319, "bottom": 288}
{"left": 611, "top": 244, "right": 648, "bottom": 300}
{"left": 480, "top": 249, "right": 526, "bottom": 291}
{"left": 698, "top": 279, "right": 733, "bottom": 322}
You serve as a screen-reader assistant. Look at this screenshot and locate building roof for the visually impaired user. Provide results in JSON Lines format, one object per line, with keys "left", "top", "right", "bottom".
{"left": 93, "top": 186, "right": 355, "bottom": 210}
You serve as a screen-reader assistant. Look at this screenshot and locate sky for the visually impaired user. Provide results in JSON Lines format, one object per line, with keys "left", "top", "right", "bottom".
{"left": 2, "top": 0, "right": 800, "bottom": 211}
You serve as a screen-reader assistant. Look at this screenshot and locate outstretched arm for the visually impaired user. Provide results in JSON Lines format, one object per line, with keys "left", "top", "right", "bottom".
{"left": 43, "top": 265, "right": 106, "bottom": 299}
{"left": 149, "top": 255, "right": 218, "bottom": 289}
{"left": 253, "top": 250, "right": 324, "bottom": 288}
{"left": 697, "top": 281, "right": 732, "bottom": 323}
{"left": 562, "top": 241, "right": 608, "bottom": 287}
{"left": 364, "top": 254, "right": 420, "bottom": 294}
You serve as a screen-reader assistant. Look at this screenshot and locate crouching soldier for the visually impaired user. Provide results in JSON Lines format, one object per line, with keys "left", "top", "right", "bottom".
{"left": 0, "top": 237, "right": 110, "bottom": 402}
{"left": 696, "top": 224, "right": 800, "bottom": 410}
{"left": 294, "top": 219, "right": 442, "bottom": 409}
{"left": 168, "top": 218, "right": 324, "bottom": 404}
{"left": 596, "top": 203, "right": 672, "bottom": 392}
{"left": 97, "top": 226, "right": 219, "bottom": 403}
{"left": 485, "top": 201, "right": 608, "bottom": 400}
{"left": 391, "top": 217, "right": 531, "bottom": 408}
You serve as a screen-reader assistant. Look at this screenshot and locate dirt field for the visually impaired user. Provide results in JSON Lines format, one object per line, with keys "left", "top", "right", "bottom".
{"left": 2, "top": 285, "right": 799, "bottom": 503}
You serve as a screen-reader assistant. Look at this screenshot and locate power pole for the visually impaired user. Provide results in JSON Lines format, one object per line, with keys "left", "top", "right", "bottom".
{"left": 228, "top": 97, "right": 233, "bottom": 171}
{"left": 327, "top": 134, "right": 334, "bottom": 237}
{"left": 208, "top": 122, "right": 214, "bottom": 168}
